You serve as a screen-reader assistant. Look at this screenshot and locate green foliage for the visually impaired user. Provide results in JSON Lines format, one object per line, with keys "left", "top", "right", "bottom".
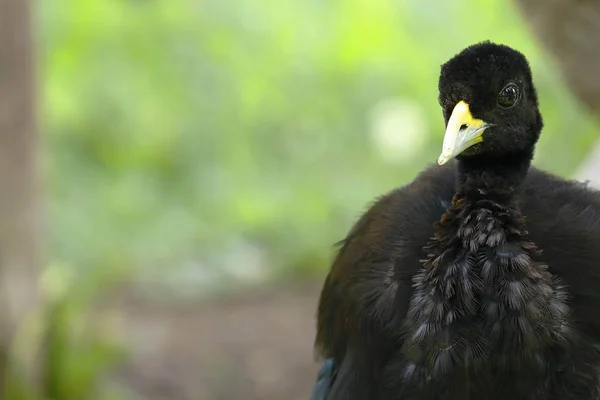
{"left": 41, "top": 262, "right": 128, "bottom": 400}
{"left": 40, "top": 0, "right": 599, "bottom": 293}
{"left": 2, "top": 263, "right": 128, "bottom": 400}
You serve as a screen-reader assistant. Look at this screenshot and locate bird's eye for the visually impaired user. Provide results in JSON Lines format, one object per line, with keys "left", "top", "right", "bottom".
{"left": 497, "top": 83, "right": 519, "bottom": 108}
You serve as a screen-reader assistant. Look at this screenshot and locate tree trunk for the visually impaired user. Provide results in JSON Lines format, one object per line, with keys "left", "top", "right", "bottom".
{"left": 514, "top": 0, "right": 600, "bottom": 185}
{"left": 0, "top": 0, "right": 41, "bottom": 394}
{"left": 515, "top": 0, "right": 600, "bottom": 113}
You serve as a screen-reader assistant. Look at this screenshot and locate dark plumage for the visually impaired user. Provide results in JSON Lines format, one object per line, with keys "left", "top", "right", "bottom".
{"left": 312, "top": 42, "right": 600, "bottom": 399}
{"left": 310, "top": 358, "right": 336, "bottom": 400}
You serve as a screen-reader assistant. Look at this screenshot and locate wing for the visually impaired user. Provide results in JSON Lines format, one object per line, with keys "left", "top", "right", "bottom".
{"left": 310, "top": 359, "right": 336, "bottom": 400}
{"left": 313, "top": 163, "right": 456, "bottom": 399}
{"left": 523, "top": 168, "right": 600, "bottom": 339}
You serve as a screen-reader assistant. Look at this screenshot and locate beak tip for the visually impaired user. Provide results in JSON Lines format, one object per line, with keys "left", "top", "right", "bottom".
{"left": 437, "top": 155, "right": 449, "bottom": 166}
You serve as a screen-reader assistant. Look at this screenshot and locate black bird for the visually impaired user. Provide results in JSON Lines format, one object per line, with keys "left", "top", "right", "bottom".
{"left": 312, "top": 42, "right": 600, "bottom": 399}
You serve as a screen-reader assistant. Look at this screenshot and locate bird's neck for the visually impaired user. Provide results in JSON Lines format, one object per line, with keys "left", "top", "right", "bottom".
{"left": 455, "top": 148, "right": 534, "bottom": 198}
{"left": 406, "top": 146, "right": 570, "bottom": 389}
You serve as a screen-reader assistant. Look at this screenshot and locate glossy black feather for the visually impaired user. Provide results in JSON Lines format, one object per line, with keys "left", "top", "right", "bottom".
{"left": 315, "top": 164, "right": 600, "bottom": 399}
{"left": 313, "top": 42, "right": 600, "bottom": 400}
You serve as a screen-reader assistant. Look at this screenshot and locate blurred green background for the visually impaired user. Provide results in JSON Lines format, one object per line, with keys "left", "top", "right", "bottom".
{"left": 34, "top": 0, "right": 599, "bottom": 398}
{"left": 41, "top": 0, "right": 597, "bottom": 296}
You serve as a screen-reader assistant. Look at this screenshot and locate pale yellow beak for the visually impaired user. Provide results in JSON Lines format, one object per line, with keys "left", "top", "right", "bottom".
{"left": 437, "top": 101, "right": 490, "bottom": 165}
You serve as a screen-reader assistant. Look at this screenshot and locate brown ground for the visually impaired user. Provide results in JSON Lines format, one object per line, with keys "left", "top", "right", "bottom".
{"left": 117, "top": 282, "right": 322, "bottom": 400}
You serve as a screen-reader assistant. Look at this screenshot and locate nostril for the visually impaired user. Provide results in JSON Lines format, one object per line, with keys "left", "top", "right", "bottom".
{"left": 459, "top": 124, "right": 468, "bottom": 131}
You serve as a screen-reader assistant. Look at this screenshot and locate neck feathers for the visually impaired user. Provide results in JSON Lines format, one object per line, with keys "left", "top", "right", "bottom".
{"left": 400, "top": 164, "right": 571, "bottom": 393}
{"left": 456, "top": 147, "right": 534, "bottom": 192}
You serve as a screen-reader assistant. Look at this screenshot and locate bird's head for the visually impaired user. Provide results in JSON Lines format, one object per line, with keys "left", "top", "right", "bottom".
{"left": 436, "top": 41, "right": 543, "bottom": 166}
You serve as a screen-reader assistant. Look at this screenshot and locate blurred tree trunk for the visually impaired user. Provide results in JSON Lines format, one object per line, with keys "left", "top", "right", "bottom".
{"left": 0, "top": 0, "right": 41, "bottom": 395}
{"left": 514, "top": 0, "right": 600, "bottom": 184}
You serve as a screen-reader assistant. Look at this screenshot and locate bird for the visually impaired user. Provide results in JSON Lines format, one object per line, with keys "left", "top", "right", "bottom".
{"left": 311, "top": 41, "right": 600, "bottom": 400}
